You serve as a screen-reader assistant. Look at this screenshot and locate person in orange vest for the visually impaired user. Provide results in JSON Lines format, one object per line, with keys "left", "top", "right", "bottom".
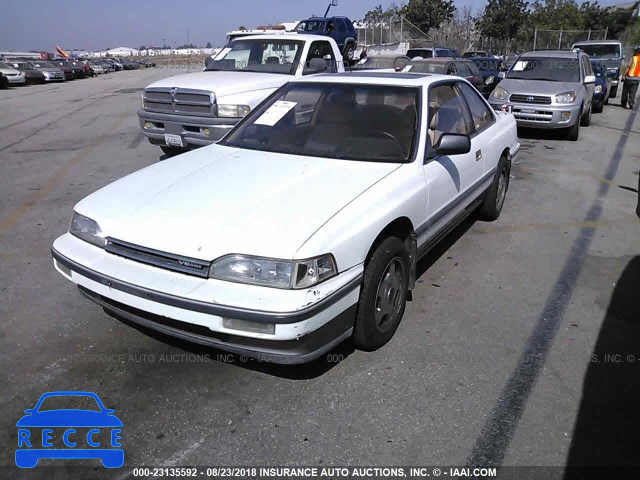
{"left": 621, "top": 45, "right": 640, "bottom": 109}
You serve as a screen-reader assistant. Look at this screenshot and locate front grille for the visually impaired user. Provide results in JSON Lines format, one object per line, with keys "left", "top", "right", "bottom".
{"left": 513, "top": 109, "right": 553, "bottom": 123}
{"left": 510, "top": 94, "right": 552, "bottom": 105}
{"left": 143, "top": 87, "right": 215, "bottom": 117}
{"left": 105, "top": 238, "right": 211, "bottom": 278}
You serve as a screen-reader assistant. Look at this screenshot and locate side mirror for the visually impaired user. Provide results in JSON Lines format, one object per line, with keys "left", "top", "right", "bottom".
{"left": 435, "top": 133, "right": 471, "bottom": 156}
{"left": 303, "top": 57, "right": 328, "bottom": 75}
{"left": 584, "top": 74, "right": 596, "bottom": 84}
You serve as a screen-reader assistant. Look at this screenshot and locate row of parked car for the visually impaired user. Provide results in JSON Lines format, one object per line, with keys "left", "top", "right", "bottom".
{"left": 0, "top": 57, "right": 155, "bottom": 88}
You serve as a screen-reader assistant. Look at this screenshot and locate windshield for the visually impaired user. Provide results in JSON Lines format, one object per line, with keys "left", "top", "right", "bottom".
{"left": 37, "top": 395, "right": 101, "bottom": 412}
{"left": 206, "top": 39, "right": 304, "bottom": 75}
{"left": 407, "top": 49, "right": 433, "bottom": 59}
{"left": 407, "top": 61, "right": 447, "bottom": 74}
{"left": 295, "top": 21, "right": 325, "bottom": 32}
{"left": 33, "top": 61, "right": 56, "bottom": 68}
{"left": 507, "top": 57, "right": 580, "bottom": 82}
{"left": 591, "top": 61, "right": 604, "bottom": 77}
{"left": 222, "top": 82, "right": 420, "bottom": 163}
{"left": 574, "top": 44, "right": 621, "bottom": 59}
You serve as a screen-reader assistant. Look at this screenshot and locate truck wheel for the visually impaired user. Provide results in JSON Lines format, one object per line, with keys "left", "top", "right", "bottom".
{"left": 353, "top": 237, "right": 410, "bottom": 351}
{"left": 160, "top": 146, "right": 189, "bottom": 157}
{"left": 610, "top": 85, "right": 618, "bottom": 99}
{"left": 477, "top": 155, "right": 510, "bottom": 221}
{"left": 565, "top": 118, "right": 580, "bottom": 141}
{"left": 344, "top": 43, "right": 355, "bottom": 61}
{"left": 580, "top": 104, "right": 592, "bottom": 126}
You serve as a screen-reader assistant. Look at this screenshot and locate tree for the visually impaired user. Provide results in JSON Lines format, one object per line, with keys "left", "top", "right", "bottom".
{"left": 238, "top": 25, "right": 247, "bottom": 30}
{"left": 476, "top": 0, "right": 528, "bottom": 54}
{"left": 206, "top": 42, "right": 213, "bottom": 48}
{"left": 581, "top": 1, "right": 639, "bottom": 38}
{"left": 401, "top": 0, "right": 456, "bottom": 33}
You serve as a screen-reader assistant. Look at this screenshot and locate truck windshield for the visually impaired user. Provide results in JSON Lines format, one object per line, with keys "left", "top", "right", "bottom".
{"left": 574, "top": 44, "right": 621, "bottom": 58}
{"left": 206, "top": 39, "right": 304, "bottom": 75}
{"left": 221, "top": 82, "right": 420, "bottom": 163}
{"left": 507, "top": 58, "right": 580, "bottom": 82}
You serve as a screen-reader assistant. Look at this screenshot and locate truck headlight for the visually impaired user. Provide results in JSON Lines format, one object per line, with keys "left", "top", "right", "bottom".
{"left": 555, "top": 91, "right": 577, "bottom": 104}
{"left": 209, "top": 254, "right": 337, "bottom": 289}
{"left": 491, "top": 86, "right": 509, "bottom": 101}
{"left": 594, "top": 85, "right": 602, "bottom": 94}
{"left": 217, "top": 104, "right": 251, "bottom": 118}
{"left": 69, "top": 212, "right": 106, "bottom": 248}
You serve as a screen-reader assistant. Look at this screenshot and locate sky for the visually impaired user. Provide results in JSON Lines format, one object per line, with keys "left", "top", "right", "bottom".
{"left": 0, "top": 0, "right": 628, "bottom": 52}
{"left": 1, "top": 0, "right": 474, "bottom": 52}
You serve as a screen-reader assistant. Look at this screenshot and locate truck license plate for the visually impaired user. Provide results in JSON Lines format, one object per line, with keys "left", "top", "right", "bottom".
{"left": 164, "top": 134, "right": 184, "bottom": 147}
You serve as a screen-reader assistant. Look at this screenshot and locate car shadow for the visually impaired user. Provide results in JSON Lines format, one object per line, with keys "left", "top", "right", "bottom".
{"left": 563, "top": 256, "right": 640, "bottom": 478}
{"left": 516, "top": 127, "right": 570, "bottom": 141}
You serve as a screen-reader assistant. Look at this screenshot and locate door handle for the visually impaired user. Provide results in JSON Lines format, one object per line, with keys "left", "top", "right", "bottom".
{"left": 476, "top": 150, "right": 483, "bottom": 161}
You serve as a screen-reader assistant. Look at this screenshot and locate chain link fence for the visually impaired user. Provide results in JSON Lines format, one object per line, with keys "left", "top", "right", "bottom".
{"left": 532, "top": 28, "right": 608, "bottom": 50}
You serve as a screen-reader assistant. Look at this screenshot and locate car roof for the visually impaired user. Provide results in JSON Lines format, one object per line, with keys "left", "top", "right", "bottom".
{"left": 293, "top": 71, "right": 445, "bottom": 86}
{"left": 521, "top": 50, "right": 581, "bottom": 58}
{"left": 230, "top": 33, "right": 323, "bottom": 42}
{"left": 411, "top": 58, "right": 458, "bottom": 63}
{"left": 572, "top": 40, "right": 622, "bottom": 45}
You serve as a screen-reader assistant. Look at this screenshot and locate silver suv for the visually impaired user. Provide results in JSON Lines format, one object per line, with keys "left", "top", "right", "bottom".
{"left": 488, "top": 50, "right": 595, "bottom": 141}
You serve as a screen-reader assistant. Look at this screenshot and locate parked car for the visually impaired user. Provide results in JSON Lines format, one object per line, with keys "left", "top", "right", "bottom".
{"left": 89, "top": 62, "right": 105, "bottom": 74}
{"left": 294, "top": 16, "right": 358, "bottom": 61}
{"left": 572, "top": 39, "right": 624, "bottom": 98}
{"left": 104, "top": 58, "right": 123, "bottom": 71}
{"left": 406, "top": 47, "right": 460, "bottom": 59}
{"left": 139, "top": 34, "right": 346, "bottom": 155}
{"left": 54, "top": 61, "right": 86, "bottom": 79}
{"left": 468, "top": 56, "right": 504, "bottom": 96}
{"left": 590, "top": 59, "right": 612, "bottom": 113}
{"left": 0, "top": 61, "right": 26, "bottom": 86}
{"left": 52, "top": 72, "right": 519, "bottom": 364}
{"left": 464, "top": 50, "right": 495, "bottom": 58}
{"left": 121, "top": 60, "right": 139, "bottom": 70}
{"left": 138, "top": 59, "right": 156, "bottom": 68}
{"left": 98, "top": 60, "right": 115, "bottom": 72}
{"left": 349, "top": 55, "right": 411, "bottom": 72}
{"left": 489, "top": 49, "right": 595, "bottom": 141}
{"left": 10, "top": 61, "right": 46, "bottom": 85}
{"left": 404, "top": 58, "right": 486, "bottom": 95}
{"left": 28, "top": 60, "right": 66, "bottom": 81}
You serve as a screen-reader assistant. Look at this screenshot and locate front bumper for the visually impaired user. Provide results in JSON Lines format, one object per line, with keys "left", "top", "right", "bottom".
{"left": 6, "top": 75, "right": 26, "bottom": 85}
{"left": 490, "top": 101, "right": 581, "bottom": 129}
{"left": 51, "top": 234, "right": 361, "bottom": 364}
{"left": 44, "top": 72, "right": 65, "bottom": 82}
{"left": 138, "top": 110, "right": 237, "bottom": 148}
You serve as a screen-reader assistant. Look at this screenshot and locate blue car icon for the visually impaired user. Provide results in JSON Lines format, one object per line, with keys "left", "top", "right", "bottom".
{"left": 16, "top": 391, "right": 123, "bottom": 468}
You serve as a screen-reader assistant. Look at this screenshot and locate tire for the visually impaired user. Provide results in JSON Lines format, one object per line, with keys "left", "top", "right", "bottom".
{"left": 565, "top": 119, "right": 580, "bottom": 141}
{"left": 477, "top": 155, "right": 510, "bottom": 221}
{"left": 593, "top": 102, "right": 604, "bottom": 113}
{"left": 160, "top": 146, "right": 189, "bottom": 157}
{"left": 580, "top": 104, "right": 592, "bottom": 126}
{"left": 610, "top": 85, "right": 618, "bottom": 99}
{"left": 353, "top": 237, "right": 410, "bottom": 351}
{"left": 344, "top": 43, "right": 355, "bottom": 61}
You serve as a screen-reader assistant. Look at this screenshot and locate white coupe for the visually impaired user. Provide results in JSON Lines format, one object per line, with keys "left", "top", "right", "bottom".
{"left": 52, "top": 72, "right": 519, "bottom": 364}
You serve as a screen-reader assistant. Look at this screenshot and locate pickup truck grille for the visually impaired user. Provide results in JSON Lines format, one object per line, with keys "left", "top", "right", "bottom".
{"left": 105, "top": 238, "right": 211, "bottom": 278}
{"left": 143, "top": 87, "right": 215, "bottom": 117}
{"left": 509, "top": 94, "right": 552, "bottom": 105}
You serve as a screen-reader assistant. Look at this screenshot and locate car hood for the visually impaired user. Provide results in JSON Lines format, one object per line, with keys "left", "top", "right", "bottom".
{"left": 75, "top": 145, "right": 401, "bottom": 260}
{"left": 16, "top": 410, "right": 123, "bottom": 427}
{"left": 500, "top": 78, "right": 580, "bottom": 96}
{"left": 0, "top": 67, "right": 20, "bottom": 75}
{"left": 145, "top": 71, "right": 291, "bottom": 97}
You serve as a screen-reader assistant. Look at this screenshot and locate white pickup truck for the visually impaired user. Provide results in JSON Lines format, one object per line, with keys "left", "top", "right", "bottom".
{"left": 138, "top": 34, "right": 345, "bottom": 156}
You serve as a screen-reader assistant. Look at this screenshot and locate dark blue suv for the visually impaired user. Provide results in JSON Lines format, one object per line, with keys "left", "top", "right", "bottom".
{"left": 294, "top": 16, "right": 358, "bottom": 61}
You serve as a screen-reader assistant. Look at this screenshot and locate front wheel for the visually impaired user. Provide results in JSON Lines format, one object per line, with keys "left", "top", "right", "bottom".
{"left": 353, "top": 237, "right": 410, "bottom": 351}
{"left": 580, "top": 104, "right": 592, "bottom": 126}
{"left": 477, "top": 155, "right": 510, "bottom": 221}
{"left": 344, "top": 43, "right": 355, "bottom": 61}
{"left": 565, "top": 117, "right": 580, "bottom": 141}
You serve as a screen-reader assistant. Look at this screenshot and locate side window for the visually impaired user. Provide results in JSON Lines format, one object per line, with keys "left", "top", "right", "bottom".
{"left": 427, "top": 83, "right": 473, "bottom": 149}
{"left": 457, "top": 82, "right": 495, "bottom": 134}
{"left": 456, "top": 62, "right": 472, "bottom": 77}
{"left": 326, "top": 21, "right": 335, "bottom": 34}
{"left": 304, "top": 41, "right": 336, "bottom": 74}
{"left": 336, "top": 19, "right": 346, "bottom": 33}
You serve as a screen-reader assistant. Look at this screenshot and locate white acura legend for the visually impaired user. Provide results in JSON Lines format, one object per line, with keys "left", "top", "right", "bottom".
{"left": 52, "top": 72, "right": 519, "bottom": 364}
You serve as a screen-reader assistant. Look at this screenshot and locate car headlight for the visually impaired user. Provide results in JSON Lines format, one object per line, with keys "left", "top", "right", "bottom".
{"left": 217, "top": 104, "right": 251, "bottom": 118}
{"left": 594, "top": 85, "right": 603, "bottom": 94}
{"left": 485, "top": 75, "right": 495, "bottom": 85}
{"left": 555, "top": 91, "right": 577, "bottom": 104}
{"left": 18, "top": 72, "right": 26, "bottom": 77}
{"left": 491, "top": 86, "right": 509, "bottom": 101}
{"left": 69, "top": 212, "right": 106, "bottom": 248}
{"left": 209, "top": 254, "right": 337, "bottom": 289}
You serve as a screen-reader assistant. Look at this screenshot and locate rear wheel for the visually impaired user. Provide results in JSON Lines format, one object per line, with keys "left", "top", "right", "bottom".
{"left": 160, "top": 146, "right": 189, "bottom": 157}
{"left": 344, "top": 43, "right": 355, "bottom": 61}
{"left": 353, "top": 237, "right": 410, "bottom": 351}
{"left": 593, "top": 102, "right": 604, "bottom": 113}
